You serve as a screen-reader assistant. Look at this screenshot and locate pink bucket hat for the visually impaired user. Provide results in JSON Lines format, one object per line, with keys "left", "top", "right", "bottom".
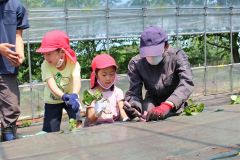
{"left": 90, "top": 54, "right": 118, "bottom": 89}
{"left": 36, "top": 30, "right": 77, "bottom": 62}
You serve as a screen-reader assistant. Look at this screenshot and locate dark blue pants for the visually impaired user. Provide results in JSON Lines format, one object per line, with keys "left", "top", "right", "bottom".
{"left": 42, "top": 103, "right": 79, "bottom": 132}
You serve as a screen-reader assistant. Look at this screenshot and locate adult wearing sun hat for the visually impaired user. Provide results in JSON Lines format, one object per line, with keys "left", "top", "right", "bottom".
{"left": 124, "top": 26, "right": 194, "bottom": 121}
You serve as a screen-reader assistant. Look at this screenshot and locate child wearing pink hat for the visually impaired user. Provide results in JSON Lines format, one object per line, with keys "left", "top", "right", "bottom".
{"left": 85, "top": 54, "right": 129, "bottom": 126}
{"left": 36, "top": 30, "right": 82, "bottom": 132}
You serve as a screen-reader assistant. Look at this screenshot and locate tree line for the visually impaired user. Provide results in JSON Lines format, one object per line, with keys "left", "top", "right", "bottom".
{"left": 18, "top": 32, "right": 240, "bottom": 84}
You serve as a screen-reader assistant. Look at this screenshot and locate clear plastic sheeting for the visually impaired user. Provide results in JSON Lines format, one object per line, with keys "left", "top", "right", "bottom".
{"left": 68, "top": 17, "right": 107, "bottom": 39}
{"left": 232, "top": 64, "right": 240, "bottom": 91}
{"left": 109, "top": 17, "right": 143, "bottom": 37}
{"left": 19, "top": 83, "right": 45, "bottom": 119}
{"left": 205, "top": 65, "right": 232, "bottom": 94}
{"left": 19, "top": 0, "right": 240, "bottom": 42}
{"left": 18, "top": 64, "right": 240, "bottom": 119}
{"left": 206, "top": 15, "right": 230, "bottom": 33}
{"left": 232, "top": 15, "right": 240, "bottom": 32}
{"left": 178, "top": 15, "right": 204, "bottom": 34}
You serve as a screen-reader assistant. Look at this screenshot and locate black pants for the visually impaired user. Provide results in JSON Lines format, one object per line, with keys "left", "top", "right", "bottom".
{"left": 42, "top": 103, "right": 80, "bottom": 132}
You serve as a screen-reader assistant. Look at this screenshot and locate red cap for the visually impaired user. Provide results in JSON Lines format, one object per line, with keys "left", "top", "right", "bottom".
{"left": 36, "top": 30, "right": 77, "bottom": 62}
{"left": 90, "top": 54, "right": 117, "bottom": 89}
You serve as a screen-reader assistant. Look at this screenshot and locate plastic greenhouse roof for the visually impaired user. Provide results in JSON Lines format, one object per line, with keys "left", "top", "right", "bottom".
{"left": 19, "top": 0, "right": 240, "bottom": 42}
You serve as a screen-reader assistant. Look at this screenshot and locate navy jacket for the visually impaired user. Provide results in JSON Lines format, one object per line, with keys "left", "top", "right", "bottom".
{"left": 0, "top": 0, "right": 29, "bottom": 74}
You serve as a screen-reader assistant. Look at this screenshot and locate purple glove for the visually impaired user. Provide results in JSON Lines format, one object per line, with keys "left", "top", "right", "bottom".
{"left": 62, "top": 94, "right": 80, "bottom": 113}
{"left": 62, "top": 94, "right": 70, "bottom": 102}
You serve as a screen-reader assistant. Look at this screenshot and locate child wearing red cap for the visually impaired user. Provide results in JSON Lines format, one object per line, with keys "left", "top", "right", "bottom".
{"left": 36, "top": 30, "right": 82, "bottom": 132}
{"left": 85, "top": 54, "right": 129, "bottom": 126}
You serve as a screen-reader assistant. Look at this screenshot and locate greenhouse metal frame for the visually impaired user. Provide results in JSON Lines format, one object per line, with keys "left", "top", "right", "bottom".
{"left": 18, "top": 0, "right": 240, "bottom": 118}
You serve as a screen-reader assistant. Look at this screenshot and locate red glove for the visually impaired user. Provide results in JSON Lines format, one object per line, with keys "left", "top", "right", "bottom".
{"left": 146, "top": 102, "right": 174, "bottom": 121}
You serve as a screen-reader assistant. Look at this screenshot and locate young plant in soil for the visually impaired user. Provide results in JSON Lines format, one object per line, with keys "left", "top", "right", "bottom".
{"left": 68, "top": 118, "right": 77, "bottom": 131}
{"left": 19, "top": 119, "right": 32, "bottom": 128}
{"left": 182, "top": 99, "right": 205, "bottom": 116}
{"left": 230, "top": 95, "right": 240, "bottom": 104}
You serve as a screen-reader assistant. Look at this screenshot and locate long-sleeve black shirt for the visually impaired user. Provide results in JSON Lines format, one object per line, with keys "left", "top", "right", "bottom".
{"left": 125, "top": 47, "right": 194, "bottom": 109}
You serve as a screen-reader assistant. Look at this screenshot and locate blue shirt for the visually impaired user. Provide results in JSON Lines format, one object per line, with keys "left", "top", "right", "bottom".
{"left": 0, "top": 0, "right": 29, "bottom": 74}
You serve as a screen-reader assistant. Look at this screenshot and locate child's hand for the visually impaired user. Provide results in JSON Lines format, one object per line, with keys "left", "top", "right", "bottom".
{"left": 94, "top": 100, "right": 106, "bottom": 117}
{"left": 62, "top": 94, "right": 70, "bottom": 102}
{"left": 62, "top": 93, "right": 80, "bottom": 113}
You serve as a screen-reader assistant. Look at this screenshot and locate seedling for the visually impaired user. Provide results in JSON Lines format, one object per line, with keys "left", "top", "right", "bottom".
{"left": 230, "top": 95, "right": 240, "bottom": 104}
{"left": 69, "top": 118, "right": 77, "bottom": 131}
{"left": 182, "top": 99, "right": 205, "bottom": 116}
{"left": 82, "top": 89, "right": 103, "bottom": 106}
{"left": 19, "top": 119, "right": 32, "bottom": 128}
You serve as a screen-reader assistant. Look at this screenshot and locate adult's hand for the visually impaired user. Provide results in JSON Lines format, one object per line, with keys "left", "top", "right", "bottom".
{"left": 146, "top": 102, "right": 173, "bottom": 121}
{"left": 0, "top": 43, "right": 19, "bottom": 66}
{"left": 123, "top": 101, "right": 142, "bottom": 120}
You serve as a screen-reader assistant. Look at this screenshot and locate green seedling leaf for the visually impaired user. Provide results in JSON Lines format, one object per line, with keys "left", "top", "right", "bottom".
{"left": 82, "top": 89, "right": 103, "bottom": 106}
{"left": 182, "top": 99, "right": 205, "bottom": 116}
{"left": 82, "top": 90, "right": 95, "bottom": 105}
{"left": 231, "top": 95, "right": 237, "bottom": 101}
{"left": 230, "top": 95, "right": 240, "bottom": 104}
{"left": 19, "top": 120, "right": 32, "bottom": 128}
{"left": 94, "top": 90, "right": 103, "bottom": 101}
{"left": 69, "top": 118, "right": 77, "bottom": 131}
{"left": 196, "top": 103, "right": 205, "bottom": 112}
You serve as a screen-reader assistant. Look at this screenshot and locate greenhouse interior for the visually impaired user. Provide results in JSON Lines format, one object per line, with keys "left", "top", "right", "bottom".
{"left": 1, "top": 0, "right": 240, "bottom": 159}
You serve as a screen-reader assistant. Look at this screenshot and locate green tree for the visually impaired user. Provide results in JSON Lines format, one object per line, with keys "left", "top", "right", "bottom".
{"left": 72, "top": 40, "right": 104, "bottom": 79}
{"left": 109, "top": 38, "right": 139, "bottom": 74}
{"left": 18, "top": 33, "right": 240, "bottom": 84}
{"left": 18, "top": 43, "right": 43, "bottom": 84}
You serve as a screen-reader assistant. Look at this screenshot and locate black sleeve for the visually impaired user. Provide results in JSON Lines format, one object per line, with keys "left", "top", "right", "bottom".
{"left": 167, "top": 50, "right": 194, "bottom": 108}
{"left": 125, "top": 57, "right": 143, "bottom": 109}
